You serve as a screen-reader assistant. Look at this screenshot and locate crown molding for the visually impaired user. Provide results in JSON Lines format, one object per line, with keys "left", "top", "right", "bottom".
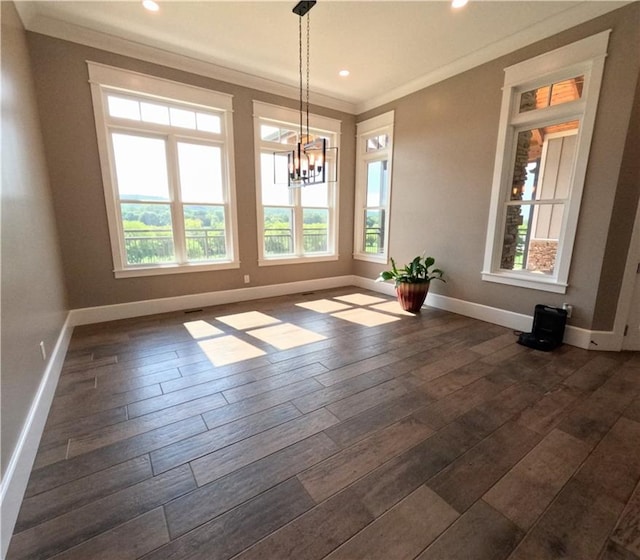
{"left": 356, "top": 1, "right": 628, "bottom": 114}
{"left": 16, "top": 8, "right": 358, "bottom": 115}
{"left": 14, "top": 1, "right": 629, "bottom": 117}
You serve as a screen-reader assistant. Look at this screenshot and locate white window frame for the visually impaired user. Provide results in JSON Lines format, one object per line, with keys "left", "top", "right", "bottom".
{"left": 353, "top": 111, "right": 395, "bottom": 264}
{"left": 482, "top": 31, "right": 609, "bottom": 293}
{"left": 88, "top": 61, "right": 239, "bottom": 278}
{"left": 252, "top": 101, "right": 341, "bottom": 266}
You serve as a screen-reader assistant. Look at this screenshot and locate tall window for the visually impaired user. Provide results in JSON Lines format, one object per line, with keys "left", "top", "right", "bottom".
{"left": 482, "top": 32, "right": 609, "bottom": 293}
{"left": 353, "top": 112, "right": 394, "bottom": 263}
{"left": 253, "top": 101, "right": 340, "bottom": 265}
{"left": 88, "top": 62, "right": 239, "bottom": 278}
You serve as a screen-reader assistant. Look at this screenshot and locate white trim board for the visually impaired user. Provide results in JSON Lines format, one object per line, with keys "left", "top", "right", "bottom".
{"left": 68, "top": 276, "right": 355, "bottom": 326}
{"left": 358, "top": 4, "right": 622, "bottom": 113}
{"left": 68, "top": 274, "right": 622, "bottom": 349}
{"left": 15, "top": 2, "right": 625, "bottom": 116}
{"left": 352, "top": 276, "right": 619, "bottom": 351}
{"left": 14, "top": 8, "right": 356, "bottom": 115}
{"left": 1, "top": 316, "right": 73, "bottom": 560}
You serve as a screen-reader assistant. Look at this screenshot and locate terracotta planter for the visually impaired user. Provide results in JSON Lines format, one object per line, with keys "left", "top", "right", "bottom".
{"left": 396, "top": 281, "right": 430, "bottom": 313}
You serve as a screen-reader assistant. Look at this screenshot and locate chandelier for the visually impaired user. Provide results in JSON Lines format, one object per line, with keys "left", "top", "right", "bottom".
{"left": 276, "top": 0, "right": 337, "bottom": 188}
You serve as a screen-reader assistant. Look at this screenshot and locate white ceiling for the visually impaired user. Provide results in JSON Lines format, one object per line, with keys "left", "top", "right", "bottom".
{"left": 15, "top": 0, "right": 629, "bottom": 113}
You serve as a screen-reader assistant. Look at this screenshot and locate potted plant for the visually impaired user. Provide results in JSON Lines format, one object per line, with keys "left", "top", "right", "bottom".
{"left": 376, "top": 255, "right": 445, "bottom": 313}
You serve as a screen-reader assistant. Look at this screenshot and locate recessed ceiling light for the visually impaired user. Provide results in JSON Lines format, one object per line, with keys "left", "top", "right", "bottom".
{"left": 339, "top": 70, "right": 350, "bottom": 77}
{"left": 142, "top": 0, "right": 159, "bottom": 12}
{"left": 452, "top": 0, "right": 468, "bottom": 8}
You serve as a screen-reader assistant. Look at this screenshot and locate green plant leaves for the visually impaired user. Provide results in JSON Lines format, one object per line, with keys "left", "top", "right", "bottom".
{"left": 376, "top": 255, "right": 445, "bottom": 284}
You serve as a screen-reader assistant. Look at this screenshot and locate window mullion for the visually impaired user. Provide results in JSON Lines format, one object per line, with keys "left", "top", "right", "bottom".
{"left": 327, "top": 181, "right": 335, "bottom": 254}
{"left": 505, "top": 199, "right": 567, "bottom": 207}
{"left": 218, "top": 141, "right": 232, "bottom": 262}
{"left": 510, "top": 100, "right": 586, "bottom": 127}
{"left": 293, "top": 188, "right": 303, "bottom": 256}
{"left": 105, "top": 127, "right": 128, "bottom": 271}
{"left": 167, "top": 135, "right": 187, "bottom": 264}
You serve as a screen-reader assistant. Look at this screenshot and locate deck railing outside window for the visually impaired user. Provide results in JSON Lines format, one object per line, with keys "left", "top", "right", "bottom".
{"left": 264, "top": 227, "right": 328, "bottom": 255}
{"left": 124, "top": 228, "right": 226, "bottom": 264}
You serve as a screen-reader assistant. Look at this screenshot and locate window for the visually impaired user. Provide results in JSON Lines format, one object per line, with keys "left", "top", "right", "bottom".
{"left": 482, "top": 31, "right": 609, "bottom": 293}
{"left": 253, "top": 101, "right": 340, "bottom": 265}
{"left": 88, "top": 62, "right": 239, "bottom": 278}
{"left": 353, "top": 112, "right": 394, "bottom": 263}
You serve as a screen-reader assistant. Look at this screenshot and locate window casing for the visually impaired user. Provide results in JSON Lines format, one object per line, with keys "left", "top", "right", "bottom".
{"left": 482, "top": 31, "right": 609, "bottom": 293}
{"left": 353, "top": 111, "right": 394, "bottom": 264}
{"left": 253, "top": 101, "right": 341, "bottom": 266}
{"left": 88, "top": 62, "right": 239, "bottom": 278}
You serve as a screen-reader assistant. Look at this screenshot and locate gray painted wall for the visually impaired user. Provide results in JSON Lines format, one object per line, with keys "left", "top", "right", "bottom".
{"left": 1, "top": 2, "right": 68, "bottom": 476}
{"left": 26, "top": 33, "right": 357, "bottom": 310}
{"left": 354, "top": 3, "right": 640, "bottom": 331}
{"left": 593, "top": 69, "right": 640, "bottom": 329}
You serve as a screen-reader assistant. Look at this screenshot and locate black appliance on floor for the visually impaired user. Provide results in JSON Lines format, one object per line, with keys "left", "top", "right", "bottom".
{"left": 518, "top": 304, "right": 567, "bottom": 351}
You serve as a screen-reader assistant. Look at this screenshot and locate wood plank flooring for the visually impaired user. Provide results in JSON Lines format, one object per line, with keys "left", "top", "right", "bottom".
{"left": 8, "top": 287, "right": 640, "bottom": 560}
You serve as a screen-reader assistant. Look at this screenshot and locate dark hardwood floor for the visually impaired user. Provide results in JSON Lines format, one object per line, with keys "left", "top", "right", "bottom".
{"left": 8, "top": 287, "right": 640, "bottom": 560}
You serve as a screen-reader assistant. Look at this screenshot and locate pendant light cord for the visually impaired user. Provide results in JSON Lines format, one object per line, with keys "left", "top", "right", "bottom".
{"left": 298, "top": 16, "right": 303, "bottom": 142}
{"left": 306, "top": 12, "right": 310, "bottom": 141}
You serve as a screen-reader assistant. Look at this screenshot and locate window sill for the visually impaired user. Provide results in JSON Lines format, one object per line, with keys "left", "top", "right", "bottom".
{"left": 258, "top": 254, "right": 338, "bottom": 267}
{"left": 353, "top": 252, "right": 388, "bottom": 264}
{"left": 114, "top": 261, "right": 240, "bottom": 278}
{"left": 481, "top": 271, "right": 568, "bottom": 294}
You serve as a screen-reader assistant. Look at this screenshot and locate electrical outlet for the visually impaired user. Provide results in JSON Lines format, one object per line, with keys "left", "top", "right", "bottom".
{"left": 562, "top": 303, "right": 573, "bottom": 318}
{"left": 39, "top": 341, "right": 47, "bottom": 361}
{"left": 244, "top": 274, "right": 250, "bottom": 284}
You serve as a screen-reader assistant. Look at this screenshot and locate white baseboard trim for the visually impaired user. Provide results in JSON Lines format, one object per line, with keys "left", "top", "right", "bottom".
{"left": 352, "top": 276, "right": 619, "bottom": 351}
{"left": 68, "top": 276, "right": 356, "bottom": 326}
{"left": 426, "top": 292, "right": 533, "bottom": 332}
{"left": 354, "top": 276, "right": 533, "bottom": 330}
{"left": 352, "top": 276, "right": 396, "bottom": 298}
{"left": 1, "top": 315, "right": 73, "bottom": 559}
{"left": 578, "top": 329, "right": 624, "bottom": 352}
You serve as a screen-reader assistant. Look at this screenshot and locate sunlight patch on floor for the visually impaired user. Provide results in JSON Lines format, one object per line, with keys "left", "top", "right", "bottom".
{"left": 216, "top": 311, "right": 280, "bottom": 330}
{"left": 183, "top": 320, "right": 225, "bottom": 339}
{"left": 295, "top": 299, "right": 352, "bottom": 313}
{"left": 331, "top": 308, "right": 401, "bottom": 327}
{"left": 247, "top": 322, "right": 327, "bottom": 350}
{"left": 334, "top": 293, "right": 387, "bottom": 306}
{"left": 198, "top": 335, "right": 266, "bottom": 366}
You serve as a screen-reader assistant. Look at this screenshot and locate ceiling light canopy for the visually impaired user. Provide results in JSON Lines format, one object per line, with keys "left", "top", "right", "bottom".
{"left": 452, "top": 0, "right": 469, "bottom": 9}
{"left": 275, "top": 1, "right": 337, "bottom": 188}
{"left": 292, "top": 0, "right": 316, "bottom": 17}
